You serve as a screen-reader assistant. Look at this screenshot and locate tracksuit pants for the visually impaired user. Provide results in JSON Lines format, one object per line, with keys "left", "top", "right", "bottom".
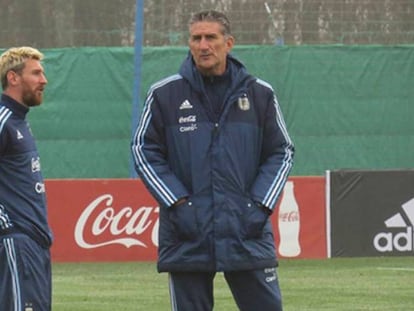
{"left": 169, "top": 267, "right": 283, "bottom": 311}
{"left": 0, "top": 233, "right": 51, "bottom": 311}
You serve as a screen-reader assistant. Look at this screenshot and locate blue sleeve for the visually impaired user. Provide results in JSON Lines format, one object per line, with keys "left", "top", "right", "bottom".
{"left": 250, "top": 87, "right": 295, "bottom": 211}
{"left": 131, "top": 89, "right": 189, "bottom": 208}
{"left": 0, "top": 108, "right": 12, "bottom": 156}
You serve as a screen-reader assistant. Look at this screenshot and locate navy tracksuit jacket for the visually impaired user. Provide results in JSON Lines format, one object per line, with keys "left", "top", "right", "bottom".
{"left": 0, "top": 94, "right": 52, "bottom": 247}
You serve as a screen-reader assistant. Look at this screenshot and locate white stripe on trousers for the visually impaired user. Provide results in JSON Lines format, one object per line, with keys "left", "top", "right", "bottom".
{"left": 169, "top": 273, "right": 178, "bottom": 311}
{"left": 4, "top": 238, "right": 21, "bottom": 311}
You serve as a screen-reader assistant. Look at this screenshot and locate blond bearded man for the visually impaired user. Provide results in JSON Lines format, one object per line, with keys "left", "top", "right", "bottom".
{"left": 0, "top": 47, "right": 52, "bottom": 311}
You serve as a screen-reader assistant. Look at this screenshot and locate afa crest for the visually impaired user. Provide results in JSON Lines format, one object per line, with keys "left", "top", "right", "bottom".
{"left": 237, "top": 96, "right": 250, "bottom": 111}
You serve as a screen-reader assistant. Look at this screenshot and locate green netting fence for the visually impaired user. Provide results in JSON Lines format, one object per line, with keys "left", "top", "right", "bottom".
{"left": 8, "top": 45, "right": 412, "bottom": 178}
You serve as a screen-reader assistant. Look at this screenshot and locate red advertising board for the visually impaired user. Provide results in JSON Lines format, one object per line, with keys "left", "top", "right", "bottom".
{"left": 46, "top": 177, "right": 326, "bottom": 262}
{"left": 273, "top": 177, "right": 327, "bottom": 259}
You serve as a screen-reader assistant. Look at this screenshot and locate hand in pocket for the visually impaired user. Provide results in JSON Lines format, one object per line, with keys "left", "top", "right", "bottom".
{"left": 170, "top": 200, "right": 198, "bottom": 241}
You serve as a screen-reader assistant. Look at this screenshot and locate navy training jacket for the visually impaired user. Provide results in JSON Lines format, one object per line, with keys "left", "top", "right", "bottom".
{"left": 132, "top": 54, "right": 294, "bottom": 272}
{"left": 0, "top": 94, "right": 52, "bottom": 248}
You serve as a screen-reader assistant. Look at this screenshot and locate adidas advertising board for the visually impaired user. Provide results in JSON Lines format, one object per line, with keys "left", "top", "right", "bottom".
{"left": 328, "top": 170, "right": 414, "bottom": 257}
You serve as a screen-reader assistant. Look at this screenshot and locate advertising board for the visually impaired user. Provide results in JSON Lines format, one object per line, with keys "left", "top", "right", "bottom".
{"left": 47, "top": 177, "right": 326, "bottom": 262}
{"left": 328, "top": 170, "right": 414, "bottom": 257}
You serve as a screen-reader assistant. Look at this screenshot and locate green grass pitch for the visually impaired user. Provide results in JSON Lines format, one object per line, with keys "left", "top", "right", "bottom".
{"left": 52, "top": 257, "right": 414, "bottom": 310}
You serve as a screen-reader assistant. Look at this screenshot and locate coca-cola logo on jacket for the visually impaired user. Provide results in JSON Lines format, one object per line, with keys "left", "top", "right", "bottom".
{"left": 74, "top": 194, "right": 159, "bottom": 249}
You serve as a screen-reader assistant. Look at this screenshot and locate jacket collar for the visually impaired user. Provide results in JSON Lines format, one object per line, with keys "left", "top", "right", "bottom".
{"left": 1, "top": 94, "right": 29, "bottom": 118}
{"left": 179, "top": 52, "right": 254, "bottom": 94}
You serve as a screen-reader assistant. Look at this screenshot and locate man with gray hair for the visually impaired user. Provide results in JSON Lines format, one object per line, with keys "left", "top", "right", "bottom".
{"left": 0, "top": 47, "right": 52, "bottom": 311}
{"left": 132, "top": 10, "right": 294, "bottom": 311}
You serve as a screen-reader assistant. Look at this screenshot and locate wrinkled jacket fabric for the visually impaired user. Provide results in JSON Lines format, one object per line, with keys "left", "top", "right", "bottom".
{"left": 132, "top": 54, "right": 294, "bottom": 272}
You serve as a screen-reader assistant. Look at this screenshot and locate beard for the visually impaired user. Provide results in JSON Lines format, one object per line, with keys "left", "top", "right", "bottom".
{"left": 22, "top": 87, "right": 43, "bottom": 107}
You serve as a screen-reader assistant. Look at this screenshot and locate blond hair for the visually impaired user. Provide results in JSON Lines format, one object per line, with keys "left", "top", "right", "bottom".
{"left": 0, "top": 46, "right": 44, "bottom": 89}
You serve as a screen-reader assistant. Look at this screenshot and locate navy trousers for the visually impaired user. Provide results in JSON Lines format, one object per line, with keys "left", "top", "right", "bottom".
{"left": 0, "top": 233, "right": 51, "bottom": 311}
{"left": 169, "top": 268, "right": 283, "bottom": 311}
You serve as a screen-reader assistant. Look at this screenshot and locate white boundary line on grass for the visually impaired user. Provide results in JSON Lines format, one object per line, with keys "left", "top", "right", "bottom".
{"left": 376, "top": 267, "right": 414, "bottom": 272}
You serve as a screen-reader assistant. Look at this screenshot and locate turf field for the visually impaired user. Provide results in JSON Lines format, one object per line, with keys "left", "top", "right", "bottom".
{"left": 52, "top": 257, "right": 414, "bottom": 310}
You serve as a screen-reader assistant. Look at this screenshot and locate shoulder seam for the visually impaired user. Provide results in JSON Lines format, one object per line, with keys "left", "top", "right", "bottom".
{"left": 0, "top": 107, "right": 12, "bottom": 135}
{"left": 147, "top": 74, "right": 183, "bottom": 95}
{"left": 255, "top": 78, "right": 273, "bottom": 91}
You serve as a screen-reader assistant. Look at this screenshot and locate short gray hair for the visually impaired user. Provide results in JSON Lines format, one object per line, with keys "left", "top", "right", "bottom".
{"left": 189, "top": 10, "right": 231, "bottom": 36}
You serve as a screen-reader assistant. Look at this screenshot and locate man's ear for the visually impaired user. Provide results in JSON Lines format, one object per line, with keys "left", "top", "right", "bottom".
{"left": 6, "top": 70, "right": 20, "bottom": 86}
{"left": 226, "top": 35, "right": 235, "bottom": 51}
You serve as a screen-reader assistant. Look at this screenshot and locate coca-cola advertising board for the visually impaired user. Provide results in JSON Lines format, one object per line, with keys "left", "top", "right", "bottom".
{"left": 46, "top": 177, "right": 326, "bottom": 262}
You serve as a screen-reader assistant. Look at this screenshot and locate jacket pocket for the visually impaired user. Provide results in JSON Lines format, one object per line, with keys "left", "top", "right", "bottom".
{"left": 242, "top": 199, "right": 269, "bottom": 239}
{"left": 169, "top": 199, "right": 198, "bottom": 241}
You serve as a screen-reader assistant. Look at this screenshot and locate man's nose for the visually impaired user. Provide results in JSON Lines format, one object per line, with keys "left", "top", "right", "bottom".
{"left": 41, "top": 74, "right": 48, "bottom": 84}
{"left": 199, "top": 37, "right": 209, "bottom": 49}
